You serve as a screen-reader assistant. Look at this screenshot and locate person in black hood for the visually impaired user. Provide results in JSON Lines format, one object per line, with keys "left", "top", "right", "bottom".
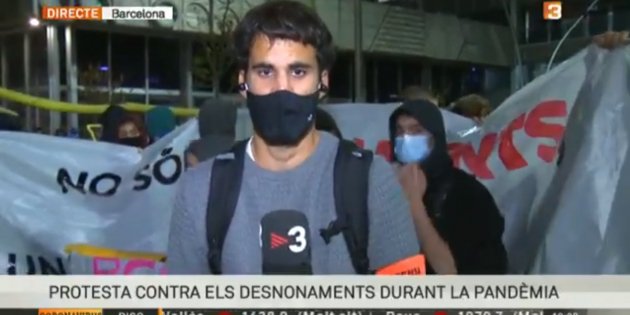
{"left": 98, "top": 104, "right": 149, "bottom": 148}
{"left": 389, "top": 99, "right": 507, "bottom": 274}
{"left": 186, "top": 101, "right": 237, "bottom": 167}
{"left": 99, "top": 104, "right": 127, "bottom": 143}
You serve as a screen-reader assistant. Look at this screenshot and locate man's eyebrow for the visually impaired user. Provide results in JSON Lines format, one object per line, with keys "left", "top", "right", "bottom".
{"left": 289, "top": 62, "right": 313, "bottom": 69}
{"left": 251, "top": 62, "right": 274, "bottom": 69}
{"left": 250, "top": 62, "right": 314, "bottom": 69}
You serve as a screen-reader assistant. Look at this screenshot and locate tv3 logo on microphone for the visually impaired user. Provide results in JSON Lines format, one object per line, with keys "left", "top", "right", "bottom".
{"left": 261, "top": 225, "right": 307, "bottom": 253}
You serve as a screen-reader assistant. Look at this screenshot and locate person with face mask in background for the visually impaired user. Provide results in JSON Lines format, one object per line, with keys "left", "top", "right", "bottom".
{"left": 167, "top": 0, "right": 420, "bottom": 275}
{"left": 389, "top": 99, "right": 507, "bottom": 274}
{"left": 115, "top": 115, "right": 149, "bottom": 148}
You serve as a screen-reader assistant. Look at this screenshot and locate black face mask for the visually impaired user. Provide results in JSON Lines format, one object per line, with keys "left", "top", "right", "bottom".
{"left": 118, "top": 136, "right": 145, "bottom": 148}
{"left": 246, "top": 89, "right": 319, "bottom": 146}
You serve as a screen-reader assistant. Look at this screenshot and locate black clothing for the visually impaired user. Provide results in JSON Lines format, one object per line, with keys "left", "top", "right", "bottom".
{"left": 190, "top": 101, "right": 237, "bottom": 163}
{"left": 389, "top": 99, "right": 508, "bottom": 274}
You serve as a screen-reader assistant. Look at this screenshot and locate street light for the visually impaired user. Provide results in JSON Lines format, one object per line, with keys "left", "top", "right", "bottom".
{"left": 28, "top": 17, "right": 40, "bottom": 27}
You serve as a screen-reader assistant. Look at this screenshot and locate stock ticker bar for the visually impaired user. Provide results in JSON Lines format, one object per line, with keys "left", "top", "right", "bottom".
{"left": 0, "top": 310, "right": 592, "bottom": 315}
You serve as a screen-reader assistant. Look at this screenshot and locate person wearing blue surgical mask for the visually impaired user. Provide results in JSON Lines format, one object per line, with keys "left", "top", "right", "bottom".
{"left": 389, "top": 99, "right": 507, "bottom": 275}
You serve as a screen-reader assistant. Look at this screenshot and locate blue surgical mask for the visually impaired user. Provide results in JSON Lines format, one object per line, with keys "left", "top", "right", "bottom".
{"left": 395, "top": 134, "right": 431, "bottom": 164}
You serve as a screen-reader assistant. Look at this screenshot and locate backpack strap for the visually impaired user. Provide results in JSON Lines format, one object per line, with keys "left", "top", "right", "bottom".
{"left": 206, "top": 139, "right": 248, "bottom": 274}
{"left": 327, "top": 139, "right": 373, "bottom": 274}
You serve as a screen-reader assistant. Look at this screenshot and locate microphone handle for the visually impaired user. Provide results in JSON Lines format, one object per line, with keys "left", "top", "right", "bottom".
{"left": 263, "top": 262, "right": 313, "bottom": 275}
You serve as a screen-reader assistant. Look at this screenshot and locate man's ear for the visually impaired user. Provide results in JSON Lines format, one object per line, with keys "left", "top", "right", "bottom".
{"left": 238, "top": 70, "right": 247, "bottom": 98}
{"left": 319, "top": 70, "right": 330, "bottom": 99}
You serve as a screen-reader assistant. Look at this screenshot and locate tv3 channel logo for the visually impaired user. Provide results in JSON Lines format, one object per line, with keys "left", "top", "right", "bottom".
{"left": 543, "top": 1, "right": 562, "bottom": 20}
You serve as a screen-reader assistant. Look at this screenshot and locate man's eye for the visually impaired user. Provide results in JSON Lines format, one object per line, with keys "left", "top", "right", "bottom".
{"left": 292, "top": 69, "right": 307, "bottom": 77}
{"left": 257, "top": 69, "right": 273, "bottom": 77}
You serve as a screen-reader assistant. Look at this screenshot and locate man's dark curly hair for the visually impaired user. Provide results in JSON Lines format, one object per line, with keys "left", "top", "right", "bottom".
{"left": 232, "top": 0, "right": 336, "bottom": 72}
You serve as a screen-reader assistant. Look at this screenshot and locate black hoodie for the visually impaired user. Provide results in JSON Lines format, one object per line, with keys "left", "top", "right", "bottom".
{"left": 389, "top": 100, "right": 508, "bottom": 274}
{"left": 189, "top": 100, "right": 238, "bottom": 163}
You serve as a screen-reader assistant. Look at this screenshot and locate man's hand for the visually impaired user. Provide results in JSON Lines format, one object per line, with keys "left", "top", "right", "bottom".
{"left": 593, "top": 31, "right": 629, "bottom": 50}
{"left": 396, "top": 164, "right": 427, "bottom": 203}
{"left": 395, "top": 164, "right": 457, "bottom": 274}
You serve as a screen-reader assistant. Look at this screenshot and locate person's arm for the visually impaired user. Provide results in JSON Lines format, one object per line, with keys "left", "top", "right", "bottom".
{"left": 397, "top": 164, "right": 457, "bottom": 274}
{"left": 409, "top": 199, "right": 457, "bottom": 274}
{"left": 365, "top": 156, "right": 420, "bottom": 270}
{"left": 166, "top": 163, "right": 213, "bottom": 274}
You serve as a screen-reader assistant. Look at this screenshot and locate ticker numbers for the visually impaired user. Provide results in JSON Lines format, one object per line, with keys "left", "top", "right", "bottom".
{"left": 241, "top": 311, "right": 288, "bottom": 315}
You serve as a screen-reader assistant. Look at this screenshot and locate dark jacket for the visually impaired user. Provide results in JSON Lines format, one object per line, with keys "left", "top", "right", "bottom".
{"left": 389, "top": 100, "right": 508, "bottom": 274}
{"left": 189, "top": 101, "right": 237, "bottom": 162}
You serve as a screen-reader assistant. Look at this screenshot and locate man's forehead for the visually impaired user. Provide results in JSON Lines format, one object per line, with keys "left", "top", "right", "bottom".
{"left": 249, "top": 35, "right": 317, "bottom": 64}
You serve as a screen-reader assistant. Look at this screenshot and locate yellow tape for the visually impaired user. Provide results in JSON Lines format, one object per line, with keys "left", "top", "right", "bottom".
{"left": 0, "top": 87, "right": 199, "bottom": 117}
{"left": 86, "top": 124, "right": 101, "bottom": 141}
{"left": 0, "top": 106, "right": 18, "bottom": 116}
{"left": 65, "top": 243, "right": 166, "bottom": 262}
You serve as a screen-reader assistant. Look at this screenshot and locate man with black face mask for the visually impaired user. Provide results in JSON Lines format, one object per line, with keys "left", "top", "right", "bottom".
{"left": 167, "top": 0, "right": 420, "bottom": 274}
{"left": 390, "top": 100, "right": 508, "bottom": 274}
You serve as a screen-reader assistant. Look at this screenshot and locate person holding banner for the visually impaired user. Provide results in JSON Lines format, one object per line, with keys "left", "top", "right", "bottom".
{"left": 452, "top": 94, "right": 491, "bottom": 125}
{"left": 400, "top": 85, "right": 439, "bottom": 106}
{"left": 390, "top": 99, "right": 507, "bottom": 274}
{"left": 167, "top": 0, "right": 422, "bottom": 275}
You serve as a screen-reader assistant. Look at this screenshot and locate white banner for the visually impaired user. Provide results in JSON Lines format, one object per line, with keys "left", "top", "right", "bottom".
{"left": 0, "top": 46, "right": 628, "bottom": 275}
{"left": 0, "top": 120, "right": 199, "bottom": 274}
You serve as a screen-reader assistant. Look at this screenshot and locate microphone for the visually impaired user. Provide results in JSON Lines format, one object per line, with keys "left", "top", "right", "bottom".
{"left": 376, "top": 254, "right": 426, "bottom": 275}
{"left": 260, "top": 210, "right": 313, "bottom": 274}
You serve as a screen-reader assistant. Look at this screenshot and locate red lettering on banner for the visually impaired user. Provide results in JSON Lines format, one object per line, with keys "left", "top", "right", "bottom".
{"left": 375, "top": 140, "right": 393, "bottom": 161}
{"left": 449, "top": 134, "right": 498, "bottom": 179}
{"left": 449, "top": 100, "right": 568, "bottom": 179}
{"left": 524, "top": 100, "right": 567, "bottom": 162}
{"left": 92, "top": 257, "right": 119, "bottom": 275}
{"left": 348, "top": 100, "right": 567, "bottom": 179}
{"left": 499, "top": 113, "right": 528, "bottom": 171}
{"left": 92, "top": 257, "right": 166, "bottom": 275}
